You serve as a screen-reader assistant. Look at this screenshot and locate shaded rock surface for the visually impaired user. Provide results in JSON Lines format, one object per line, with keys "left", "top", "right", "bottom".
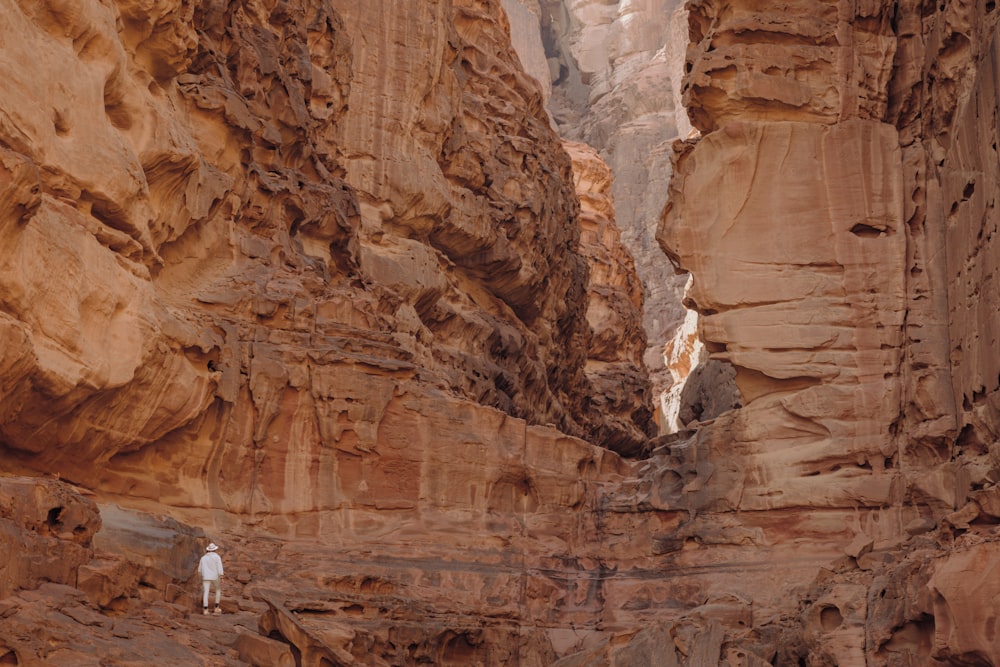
{"left": 566, "top": 140, "right": 656, "bottom": 454}
{"left": 3, "top": 0, "right": 1000, "bottom": 666}
{"left": 503, "top": 0, "right": 699, "bottom": 427}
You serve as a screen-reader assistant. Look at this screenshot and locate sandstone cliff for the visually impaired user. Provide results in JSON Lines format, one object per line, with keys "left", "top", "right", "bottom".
{"left": 4, "top": 0, "right": 1000, "bottom": 665}
{"left": 0, "top": 0, "right": 652, "bottom": 490}
{"left": 0, "top": 0, "right": 659, "bottom": 663}
{"left": 645, "top": 0, "right": 1000, "bottom": 664}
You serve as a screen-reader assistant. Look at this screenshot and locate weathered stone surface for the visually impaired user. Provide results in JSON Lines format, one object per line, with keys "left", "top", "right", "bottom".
{"left": 6, "top": 0, "right": 1000, "bottom": 664}
{"left": 0, "top": 476, "right": 100, "bottom": 599}
{"left": 642, "top": 0, "right": 1000, "bottom": 664}
{"left": 551, "top": 621, "right": 680, "bottom": 667}
{"left": 683, "top": 0, "right": 897, "bottom": 131}
{"left": 91, "top": 504, "right": 206, "bottom": 595}
{"left": 0, "top": 0, "right": 651, "bottom": 487}
{"left": 660, "top": 118, "right": 906, "bottom": 511}
{"left": 0, "top": 0, "right": 658, "bottom": 662}
{"left": 505, "top": 0, "right": 695, "bottom": 425}
{"left": 233, "top": 625, "right": 297, "bottom": 667}
{"left": 926, "top": 541, "right": 1000, "bottom": 662}
{"left": 662, "top": 300, "right": 741, "bottom": 431}
{"left": 566, "top": 140, "right": 655, "bottom": 454}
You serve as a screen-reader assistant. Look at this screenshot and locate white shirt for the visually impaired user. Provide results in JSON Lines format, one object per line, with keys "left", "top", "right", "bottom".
{"left": 199, "top": 551, "right": 224, "bottom": 580}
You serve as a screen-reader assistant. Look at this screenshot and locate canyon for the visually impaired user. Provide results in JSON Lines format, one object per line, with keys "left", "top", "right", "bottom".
{"left": 1, "top": 0, "right": 1000, "bottom": 665}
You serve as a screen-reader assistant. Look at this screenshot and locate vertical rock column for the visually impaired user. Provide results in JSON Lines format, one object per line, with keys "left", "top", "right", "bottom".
{"left": 658, "top": 1, "right": 907, "bottom": 512}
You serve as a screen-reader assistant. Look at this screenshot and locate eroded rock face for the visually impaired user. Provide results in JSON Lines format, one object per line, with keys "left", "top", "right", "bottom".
{"left": 504, "top": 0, "right": 696, "bottom": 426}
{"left": 657, "top": 0, "right": 910, "bottom": 529}
{"left": 645, "top": 14, "right": 915, "bottom": 635}
{"left": 566, "top": 140, "right": 656, "bottom": 454}
{"left": 0, "top": 0, "right": 661, "bottom": 664}
{"left": 6, "top": 0, "right": 1000, "bottom": 664}
{"left": 0, "top": 477, "right": 100, "bottom": 599}
{"left": 662, "top": 118, "right": 907, "bottom": 510}
{"left": 639, "top": 0, "right": 1000, "bottom": 664}
{"left": 0, "top": 0, "right": 651, "bottom": 496}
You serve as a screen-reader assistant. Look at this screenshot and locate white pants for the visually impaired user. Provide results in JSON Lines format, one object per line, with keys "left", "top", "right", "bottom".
{"left": 202, "top": 579, "right": 221, "bottom": 608}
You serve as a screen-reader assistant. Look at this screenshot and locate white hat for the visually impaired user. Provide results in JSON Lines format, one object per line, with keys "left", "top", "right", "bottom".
{"left": 206, "top": 543, "right": 219, "bottom": 551}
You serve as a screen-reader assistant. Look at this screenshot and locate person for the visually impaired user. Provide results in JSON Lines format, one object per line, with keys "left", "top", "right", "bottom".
{"left": 198, "top": 542, "right": 224, "bottom": 615}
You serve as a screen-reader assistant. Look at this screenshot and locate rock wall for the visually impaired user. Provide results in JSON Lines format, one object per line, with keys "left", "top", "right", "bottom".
{"left": 566, "top": 140, "right": 655, "bottom": 454}
{"left": 503, "top": 0, "right": 698, "bottom": 427}
{"left": 0, "top": 0, "right": 652, "bottom": 492}
{"left": 0, "top": 0, "right": 663, "bottom": 664}
{"left": 639, "top": 0, "right": 1000, "bottom": 664}
{"left": 5, "top": 0, "right": 1000, "bottom": 665}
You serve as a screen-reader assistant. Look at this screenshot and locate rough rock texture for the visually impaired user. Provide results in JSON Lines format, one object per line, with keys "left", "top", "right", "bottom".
{"left": 662, "top": 297, "right": 741, "bottom": 431}
{"left": 0, "top": 477, "right": 100, "bottom": 599}
{"left": 663, "top": 117, "right": 907, "bottom": 509}
{"left": 503, "top": 0, "right": 698, "bottom": 427}
{"left": 6, "top": 0, "right": 1000, "bottom": 665}
{"left": 0, "top": 0, "right": 652, "bottom": 488}
{"left": 566, "top": 140, "right": 656, "bottom": 455}
{"left": 0, "top": 0, "right": 662, "bottom": 664}
{"left": 640, "top": 0, "right": 1000, "bottom": 664}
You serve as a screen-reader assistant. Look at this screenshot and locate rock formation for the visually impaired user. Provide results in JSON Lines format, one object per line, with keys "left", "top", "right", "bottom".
{"left": 566, "top": 140, "right": 655, "bottom": 455}
{"left": 642, "top": 0, "right": 1000, "bottom": 664}
{"left": 0, "top": 0, "right": 659, "bottom": 663}
{"left": 660, "top": 298, "right": 740, "bottom": 432}
{"left": 0, "top": 0, "right": 652, "bottom": 489}
{"left": 503, "top": 0, "right": 699, "bottom": 427}
{"left": 3, "top": 0, "right": 1000, "bottom": 665}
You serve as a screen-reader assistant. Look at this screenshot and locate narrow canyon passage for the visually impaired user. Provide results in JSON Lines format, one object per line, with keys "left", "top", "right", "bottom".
{"left": 1, "top": 1, "right": 1000, "bottom": 665}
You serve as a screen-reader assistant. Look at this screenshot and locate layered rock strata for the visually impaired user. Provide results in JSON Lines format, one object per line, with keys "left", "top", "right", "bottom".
{"left": 6, "top": 0, "right": 1000, "bottom": 665}
{"left": 0, "top": 0, "right": 652, "bottom": 495}
{"left": 0, "top": 0, "right": 663, "bottom": 664}
{"left": 638, "top": 0, "right": 1000, "bottom": 664}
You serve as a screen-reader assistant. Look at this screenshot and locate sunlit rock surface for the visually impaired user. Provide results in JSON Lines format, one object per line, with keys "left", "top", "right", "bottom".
{"left": 3, "top": 0, "right": 1000, "bottom": 665}
{"left": 639, "top": 0, "right": 1000, "bottom": 664}
{"left": 0, "top": 0, "right": 658, "bottom": 663}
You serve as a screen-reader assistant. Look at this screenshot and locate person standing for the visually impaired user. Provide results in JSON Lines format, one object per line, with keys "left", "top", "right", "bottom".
{"left": 198, "top": 542, "right": 224, "bottom": 615}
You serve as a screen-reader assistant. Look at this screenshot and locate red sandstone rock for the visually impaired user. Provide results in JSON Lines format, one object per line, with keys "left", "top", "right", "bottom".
{"left": 643, "top": 0, "right": 1000, "bottom": 664}
{"left": 3, "top": 0, "right": 1000, "bottom": 664}
{"left": 0, "top": 476, "right": 100, "bottom": 599}
{"left": 0, "top": 1, "right": 657, "bottom": 661}
{"left": 566, "top": 140, "right": 656, "bottom": 454}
